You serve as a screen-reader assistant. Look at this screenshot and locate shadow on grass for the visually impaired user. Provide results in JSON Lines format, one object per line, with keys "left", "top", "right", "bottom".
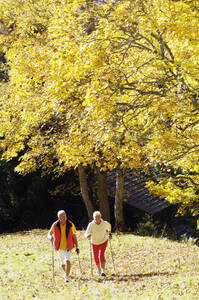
{"left": 73, "top": 270, "right": 178, "bottom": 283}
{"left": 110, "top": 271, "right": 178, "bottom": 282}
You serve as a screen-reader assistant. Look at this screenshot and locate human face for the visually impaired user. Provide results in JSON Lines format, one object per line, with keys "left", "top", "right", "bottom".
{"left": 94, "top": 214, "right": 101, "bottom": 225}
{"left": 58, "top": 212, "right": 67, "bottom": 225}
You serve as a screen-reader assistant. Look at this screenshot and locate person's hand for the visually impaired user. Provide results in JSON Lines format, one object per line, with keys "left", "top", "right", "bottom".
{"left": 87, "top": 234, "right": 91, "bottom": 240}
{"left": 106, "top": 229, "right": 112, "bottom": 239}
{"left": 76, "top": 248, "right": 80, "bottom": 254}
{"left": 49, "top": 235, "right": 54, "bottom": 242}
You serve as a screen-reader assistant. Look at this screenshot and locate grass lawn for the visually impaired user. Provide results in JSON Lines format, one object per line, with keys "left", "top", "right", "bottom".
{"left": 0, "top": 229, "right": 199, "bottom": 299}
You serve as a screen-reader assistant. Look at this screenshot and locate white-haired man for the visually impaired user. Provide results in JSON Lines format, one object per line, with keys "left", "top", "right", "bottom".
{"left": 48, "top": 210, "right": 79, "bottom": 282}
{"left": 85, "top": 211, "right": 112, "bottom": 276}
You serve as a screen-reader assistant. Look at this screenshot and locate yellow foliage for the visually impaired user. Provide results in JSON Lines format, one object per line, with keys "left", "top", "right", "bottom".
{"left": 0, "top": 0, "right": 198, "bottom": 216}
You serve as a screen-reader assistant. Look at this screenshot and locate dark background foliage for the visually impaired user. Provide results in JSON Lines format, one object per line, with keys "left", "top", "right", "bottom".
{"left": 0, "top": 158, "right": 88, "bottom": 233}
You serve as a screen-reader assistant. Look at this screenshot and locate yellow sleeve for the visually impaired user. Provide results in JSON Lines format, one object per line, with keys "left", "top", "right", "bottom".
{"left": 72, "top": 223, "right": 76, "bottom": 234}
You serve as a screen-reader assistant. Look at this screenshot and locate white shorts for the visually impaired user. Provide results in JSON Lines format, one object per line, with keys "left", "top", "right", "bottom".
{"left": 58, "top": 249, "right": 71, "bottom": 265}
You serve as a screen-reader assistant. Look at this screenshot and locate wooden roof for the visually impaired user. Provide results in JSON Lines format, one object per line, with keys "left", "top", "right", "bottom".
{"left": 108, "top": 169, "right": 171, "bottom": 215}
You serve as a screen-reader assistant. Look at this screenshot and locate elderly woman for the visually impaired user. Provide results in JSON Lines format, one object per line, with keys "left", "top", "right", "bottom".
{"left": 85, "top": 211, "right": 112, "bottom": 276}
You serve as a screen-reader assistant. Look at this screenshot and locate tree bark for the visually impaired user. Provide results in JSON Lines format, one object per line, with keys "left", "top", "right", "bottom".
{"left": 78, "top": 164, "right": 94, "bottom": 221}
{"left": 0, "top": 21, "right": 10, "bottom": 35}
{"left": 96, "top": 167, "right": 110, "bottom": 222}
{"left": 114, "top": 168, "right": 126, "bottom": 231}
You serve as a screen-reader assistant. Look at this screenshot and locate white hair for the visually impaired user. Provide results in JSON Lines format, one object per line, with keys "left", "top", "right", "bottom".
{"left": 93, "top": 211, "right": 101, "bottom": 218}
{"left": 57, "top": 210, "right": 66, "bottom": 218}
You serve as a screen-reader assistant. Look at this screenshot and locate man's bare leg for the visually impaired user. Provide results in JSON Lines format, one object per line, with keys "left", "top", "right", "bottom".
{"left": 66, "top": 260, "right": 71, "bottom": 277}
{"left": 61, "top": 264, "right": 65, "bottom": 272}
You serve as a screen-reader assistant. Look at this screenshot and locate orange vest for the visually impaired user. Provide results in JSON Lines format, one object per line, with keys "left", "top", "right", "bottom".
{"left": 53, "top": 220, "right": 74, "bottom": 251}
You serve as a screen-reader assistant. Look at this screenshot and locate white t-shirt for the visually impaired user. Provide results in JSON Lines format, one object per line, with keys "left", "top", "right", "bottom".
{"left": 85, "top": 219, "right": 111, "bottom": 245}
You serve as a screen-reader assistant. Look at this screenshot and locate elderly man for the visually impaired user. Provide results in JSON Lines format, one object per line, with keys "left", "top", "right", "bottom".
{"left": 85, "top": 211, "right": 112, "bottom": 276}
{"left": 48, "top": 210, "right": 79, "bottom": 282}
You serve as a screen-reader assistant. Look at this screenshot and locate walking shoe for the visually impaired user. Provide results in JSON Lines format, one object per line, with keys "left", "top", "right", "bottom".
{"left": 96, "top": 270, "right": 101, "bottom": 276}
{"left": 65, "top": 276, "right": 69, "bottom": 282}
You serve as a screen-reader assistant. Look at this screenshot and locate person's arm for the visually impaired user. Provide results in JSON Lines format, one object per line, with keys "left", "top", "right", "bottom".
{"left": 72, "top": 223, "right": 80, "bottom": 253}
{"left": 72, "top": 234, "right": 80, "bottom": 253}
{"left": 106, "top": 223, "right": 112, "bottom": 239}
{"left": 85, "top": 223, "right": 92, "bottom": 239}
{"left": 47, "top": 224, "right": 54, "bottom": 242}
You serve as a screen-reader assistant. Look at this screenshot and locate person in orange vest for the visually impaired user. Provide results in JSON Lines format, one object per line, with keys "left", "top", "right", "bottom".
{"left": 48, "top": 210, "right": 79, "bottom": 282}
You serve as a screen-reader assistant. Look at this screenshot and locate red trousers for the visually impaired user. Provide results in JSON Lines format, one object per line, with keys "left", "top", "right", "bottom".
{"left": 92, "top": 240, "right": 108, "bottom": 266}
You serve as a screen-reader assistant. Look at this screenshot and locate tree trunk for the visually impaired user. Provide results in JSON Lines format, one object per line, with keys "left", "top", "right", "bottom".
{"left": 96, "top": 167, "right": 110, "bottom": 222}
{"left": 78, "top": 164, "right": 94, "bottom": 221}
{"left": 114, "top": 168, "right": 126, "bottom": 231}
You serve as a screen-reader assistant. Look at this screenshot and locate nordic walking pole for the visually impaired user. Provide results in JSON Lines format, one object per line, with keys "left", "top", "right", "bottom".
{"left": 109, "top": 237, "right": 116, "bottom": 273}
{"left": 76, "top": 249, "right": 82, "bottom": 289}
{"left": 107, "top": 230, "right": 116, "bottom": 274}
{"left": 51, "top": 241, "right": 55, "bottom": 282}
{"left": 77, "top": 251, "right": 82, "bottom": 275}
{"left": 89, "top": 239, "right": 93, "bottom": 278}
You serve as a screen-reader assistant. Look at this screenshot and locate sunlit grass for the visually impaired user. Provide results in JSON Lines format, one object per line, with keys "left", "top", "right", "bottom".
{"left": 0, "top": 230, "right": 199, "bottom": 299}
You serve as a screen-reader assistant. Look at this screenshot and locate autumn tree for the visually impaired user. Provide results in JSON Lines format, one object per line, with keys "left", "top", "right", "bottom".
{"left": 0, "top": 0, "right": 199, "bottom": 229}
